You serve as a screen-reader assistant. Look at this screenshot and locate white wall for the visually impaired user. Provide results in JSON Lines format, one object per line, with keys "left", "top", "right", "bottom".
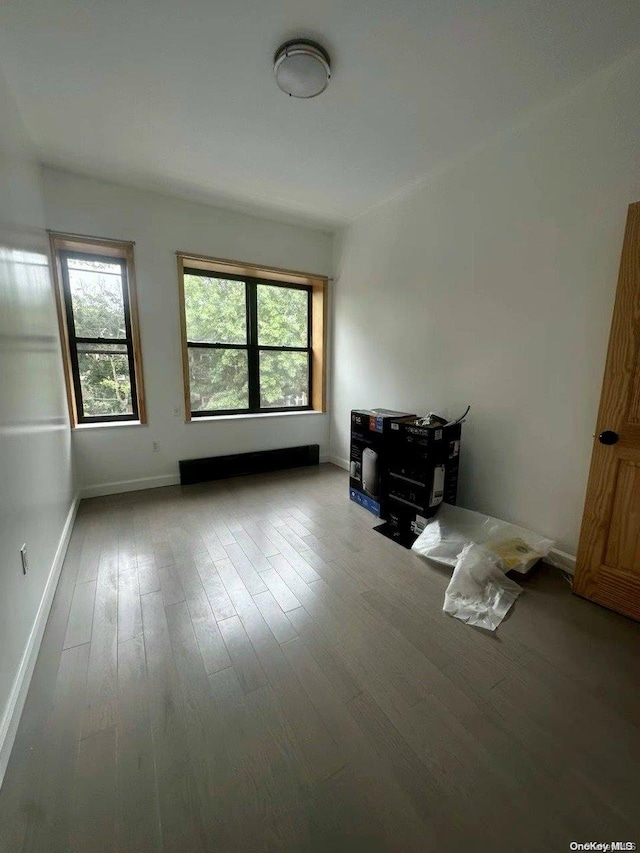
{"left": 41, "top": 168, "right": 333, "bottom": 494}
{"left": 332, "top": 49, "right": 640, "bottom": 555}
{"left": 0, "top": 72, "right": 75, "bottom": 777}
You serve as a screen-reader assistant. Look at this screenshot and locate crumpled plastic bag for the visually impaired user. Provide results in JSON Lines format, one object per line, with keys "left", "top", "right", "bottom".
{"left": 411, "top": 503, "right": 554, "bottom": 574}
{"left": 443, "top": 543, "right": 522, "bottom": 631}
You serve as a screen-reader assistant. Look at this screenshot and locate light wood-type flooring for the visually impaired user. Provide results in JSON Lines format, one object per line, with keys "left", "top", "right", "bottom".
{"left": 1, "top": 464, "right": 638, "bottom": 852}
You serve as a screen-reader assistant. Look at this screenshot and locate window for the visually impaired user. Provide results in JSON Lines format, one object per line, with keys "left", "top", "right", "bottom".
{"left": 178, "top": 254, "right": 327, "bottom": 418}
{"left": 50, "top": 233, "right": 146, "bottom": 426}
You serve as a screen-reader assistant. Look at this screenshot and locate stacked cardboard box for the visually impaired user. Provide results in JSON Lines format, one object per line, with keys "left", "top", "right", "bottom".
{"left": 348, "top": 409, "right": 415, "bottom": 517}
{"left": 380, "top": 418, "right": 462, "bottom": 546}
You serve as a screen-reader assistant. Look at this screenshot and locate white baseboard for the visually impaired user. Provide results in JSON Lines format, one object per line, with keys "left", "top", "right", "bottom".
{"left": 545, "top": 547, "right": 576, "bottom": 575}
{"left": 0, "top": 492, "right": 80, "bottom": 788}
{"left": 81, "top": 473, "right": 181, "bottom": 499}
{"left": 329, "top": 454, "right": 349, "bottom": 471}
{"left": 84, "top": 462, "right": 341, "bottom": 498}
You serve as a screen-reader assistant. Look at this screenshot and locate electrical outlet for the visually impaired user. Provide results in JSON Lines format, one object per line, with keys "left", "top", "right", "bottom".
{"left": 20, "top": 544, "right": 28, "bottom": 575}
{"left": 173, "top": 405, "right": 182, "bottom": 417}
{"left": 152, "top": 441, "right": 160, "bottom": 452}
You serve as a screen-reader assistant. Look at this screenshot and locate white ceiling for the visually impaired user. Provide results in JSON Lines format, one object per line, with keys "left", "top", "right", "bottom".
{"left": 1, "top": 0, "right": 639, "bottom": 228}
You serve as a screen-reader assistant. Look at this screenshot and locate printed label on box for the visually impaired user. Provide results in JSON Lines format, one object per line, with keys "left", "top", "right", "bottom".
{"left": 349, "top": 488, "right": 381, "bottom": 517}
{"left": 369, "top": 415, "right": 384, "bottom": 433}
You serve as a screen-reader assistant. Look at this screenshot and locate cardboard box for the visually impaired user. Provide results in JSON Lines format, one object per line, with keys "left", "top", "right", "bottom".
{"left": 376, "top": 418, "right": 463, "bottom": 545}
{"left": 349, "top": 409, "right": 415, "bottom": 517}
{"left": 374, "top": 507, "right": 430, "bottom": 548}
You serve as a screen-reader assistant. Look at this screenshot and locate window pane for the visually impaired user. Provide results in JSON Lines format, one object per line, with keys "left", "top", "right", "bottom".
{"left": 259, "top": 351, "right": 309, "bottom": 408}
{"left": 67, "top": 257, "right": 127, "bottom": 339}
{"left": 257, "top": 285, "right": 308, "bottom": 347}
{"left": 76, "top": 343, "right": 133, "bottom": 417}
{"left": 189, "top": 347, "right": 248, "bottom": 411}
{"left": 184, "top": 275, "right": 247, "bottom": 344}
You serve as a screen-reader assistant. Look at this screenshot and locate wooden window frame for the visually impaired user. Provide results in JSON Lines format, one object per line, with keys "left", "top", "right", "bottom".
{"left": 49, "top": 232, "right": 146, "bottom": 427}
{"left": 177, "top": 252, "right": 327, "bottom": 420}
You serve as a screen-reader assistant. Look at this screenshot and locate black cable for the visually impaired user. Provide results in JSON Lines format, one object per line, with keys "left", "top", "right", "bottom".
{"left": 454, "top": 405, "right": 471, "bottom": 424}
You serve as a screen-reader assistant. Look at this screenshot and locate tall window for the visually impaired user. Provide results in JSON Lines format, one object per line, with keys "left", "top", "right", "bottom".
{"left": 178, "top": 255, "right": 327, "bottom": 418}
{"left": 51, "top": 234, "right": 146, "bottom": 426}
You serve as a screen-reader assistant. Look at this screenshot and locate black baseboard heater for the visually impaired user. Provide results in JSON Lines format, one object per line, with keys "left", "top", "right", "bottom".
{"left": 179, "top": 444, "right": 320, "bottom": 485}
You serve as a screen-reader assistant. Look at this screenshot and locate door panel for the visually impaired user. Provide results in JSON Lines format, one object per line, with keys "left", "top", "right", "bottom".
{"left": 574, "top": 202, "right": 640, "bottom": 620}
{"left": 603, "top": 461, "right": 640, "bottom": 571}
{"left": 629, "top": 373, "right": 640, "bottom": 423}
{"left": 592, "top": 567, "right": 640, "bottom": 621}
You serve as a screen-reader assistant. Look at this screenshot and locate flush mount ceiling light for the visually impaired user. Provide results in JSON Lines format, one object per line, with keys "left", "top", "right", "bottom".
{"left": 274, "top": 39, "right": 331, "bottom": 99}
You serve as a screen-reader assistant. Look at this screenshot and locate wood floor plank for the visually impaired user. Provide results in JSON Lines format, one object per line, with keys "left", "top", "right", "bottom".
{"left": 267, "top": 552, "right": 315, "bottom": 604}
{"left": 286, "top": 605, "right": 362, "bottom": 703}
{"left": 218, "top": 614, "right": 268, "bottom": 693}
{"left": 116, "top": 636, "right": 161, "bottom": 853}
{"left": 21, "top": 642, "right": 90, "bottom": 853}
{"left": 117, "top": 521, "right": 137, "bottom": 571}
{"left": 224, "top": 541, "right": 268, "bottom": 594}
{"left": 280, "top": 635, "right": 431, "bottom": 850}
{"left": 178, "top": 560, "right": 232, "bottom": 675}
{"left": 347, "top": 690, "right": 480, "bottom": 849}
{"left": 280, "top": 514, "right": 314, "bottom": 539}
{"left": 117, "top": 565, "right": 142, "bottom": 644}
{"left": 211, "top": 519, "right": 236, "bottom": 546}
{"left": 164, "top": 599, "right": 230, "bottom": 835}
{"left": 275, "top": 545, "right": 322, "bottom": 584}
{"left": 253, "top": 590, "right": 298, "bottom": 644}
{"left": 75, "top": 519, "right": 104, "bottom": 584}
{"left": 256, "top": 522, "right": 323, "bottom": 584}
{"left": 237, "top": 521, "right": 280, "bottom": 559}
{"left": 206, "top": 666, "right": 313, "bottom": 848}
{"left": 152, "top": 541, "right": 175, "bottom": 568}
{"left": 136, "top": 557, "right": 161, "bottom": 595}
{"left": 63, "top": 579, "right": 97, "bottom": 650}
{"left": 260, "top": 567, "right": 302, "bottom": 612}
{"left": 157, "top": 563, "right": 186, "bottom": 607}
{"left": 273, "top": 521, "right": 310, "bottom": 554}
{"left": 71, "top": 728, "right": 116, "bottom": 852}
{"left": 237, "top": 600, "right": 344, "bottom": 781}
{"left": 214, "top": 557, "right": 256, "bottom": 618}
{"left": 194, "top": 554, "right": 237, "bottom": 622}
{"left": 82, "top": 551, "right": 118, "bottom": 739}
{"left": 140, "top": 591, "right": 208, "bottom": 853}
{"left": 200, "top": 533, "right": 227, "bottom": 562}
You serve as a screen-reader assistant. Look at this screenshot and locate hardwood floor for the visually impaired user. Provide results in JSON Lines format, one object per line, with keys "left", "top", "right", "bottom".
{"left": 1, "top": 463, "right": 638, "bottom": 852}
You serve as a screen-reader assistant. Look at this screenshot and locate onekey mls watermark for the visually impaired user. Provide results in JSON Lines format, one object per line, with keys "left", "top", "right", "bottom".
{"left": 570, "top": 844, "right": 636, "bottom": 851}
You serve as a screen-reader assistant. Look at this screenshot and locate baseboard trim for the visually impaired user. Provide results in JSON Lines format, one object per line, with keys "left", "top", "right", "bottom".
{"left": 546, "top": 547, "right": 576, "bottom": 575}
{"left": 81, "top": 473, "right": 181, "bottom": 499}
{"left": 329, "top": 454, "right": 349, "bottom": 471}
{"left": 83, "top": 462, "right": 337, "bottom": 498}
{"left": 0, "top": 492, "right": 80, "bottom": 787}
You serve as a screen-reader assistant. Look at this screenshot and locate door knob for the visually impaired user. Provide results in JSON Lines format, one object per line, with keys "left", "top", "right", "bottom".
{"left": 598, "top": 430, "right": 619, "bottom": 445}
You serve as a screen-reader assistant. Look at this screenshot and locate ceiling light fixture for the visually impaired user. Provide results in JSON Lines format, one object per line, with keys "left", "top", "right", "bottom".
{"left": 273, "top": 39, "right": 331, "bottom": 99}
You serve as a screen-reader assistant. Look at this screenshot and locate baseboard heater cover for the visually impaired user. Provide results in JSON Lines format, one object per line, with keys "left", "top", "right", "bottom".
{"left": 179, "top": 444, "right": 320, "bottom": 485}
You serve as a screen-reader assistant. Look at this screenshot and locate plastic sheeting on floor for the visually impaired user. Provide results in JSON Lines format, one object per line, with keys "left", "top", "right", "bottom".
{"left": 412, "top": 504, "right": 554, "bottom": 630}
{"left": 441, "top": 543, "right": 522, "bottom": 630}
